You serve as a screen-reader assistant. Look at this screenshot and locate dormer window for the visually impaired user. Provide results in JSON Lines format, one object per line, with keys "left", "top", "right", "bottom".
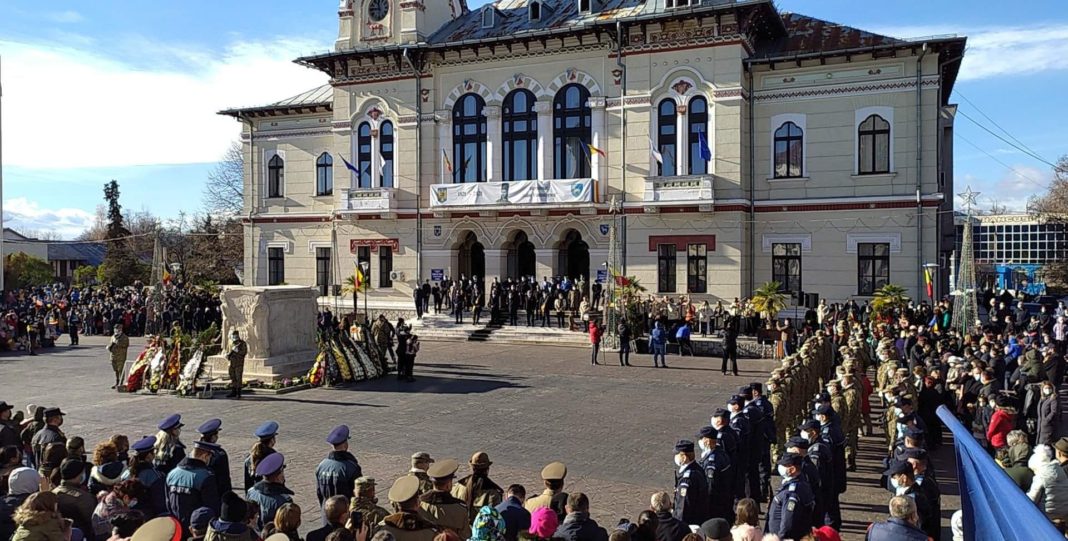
{"left": 481, "top": 6, "right": 495, "bottom": 28}
{"left": 529, "top": 0, "right": 541, "bottom": 21}
{"left": 666, "top": 0, "right": 690, "bottom": 7}
{"left": 578, "top": 0, "right": 590, "bottom": 13}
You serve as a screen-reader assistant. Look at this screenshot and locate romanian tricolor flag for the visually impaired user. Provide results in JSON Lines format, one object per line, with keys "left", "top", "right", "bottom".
{"left": 587, "top": 144, "right": 607, "bottom": 158}
{"left": 354, "top": 265, "right": 364, "bottom": 290}
{"left": 442, "top": 149, "right": 453, "bottom": 174}
{"left": 163, "top": 270, "right": 172, "bottom": 284}
{"left": 923, "top": 267, "right": 934, "bottom": 299}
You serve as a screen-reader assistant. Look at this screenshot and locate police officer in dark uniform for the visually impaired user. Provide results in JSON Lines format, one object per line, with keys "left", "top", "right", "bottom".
{"left": 764, "top": 454, "right": 814, "bottom": 540}
{"left": 122, "top": 436, "right": 167, "bottom": 517}
{"left": 316, "top": 425, "right": 363, "bottom": 507}
{"left": 710, "top": 409, "right": 738, "bottom": 484}
{"left": 739, "top": 386, "right": 767, "bottom": 501}
{"left": 784, "top": 436, "right": 822, "bottom": 529}
{"left": 696, "top": 426, "right": 733, "bottom": 523}
{"left": 31, "top": 407, "right": 66, "bottom": 466}
{"left": 244, "top": 421, "right": 279, "bottom": 491}
{"left": 197, "top": 419, "right": 232, "bottom": 495}
{"left": 165, "top": 440, "right": 221, "bottom": 531}
{"left": 726, "top": 395, "right": 752, "bottom": 503}
{"left": 246, "top": 452, "right": 294, "bottom": 533}
{"left": 155, "top": 414, "right": 187, "bottom": 476}
{"left": 671, "top": 440, "right": 709, "bottom": 526}
{"left": 749, "top": 383, "right": 776, "bottom": 499}
{"left": 814, "top": 404, "right": 845, "bottom": 530}
{"left": 799, "top": 419, "right": 836, "bottom": 530}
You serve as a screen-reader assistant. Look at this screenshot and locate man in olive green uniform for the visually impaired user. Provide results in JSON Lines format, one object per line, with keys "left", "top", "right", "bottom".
{"left": 841, "top": 371, "right": 861, "bottom": 471}
{"left": 767, "top": 377, "right": 787, "bottom": 466}
{"left": 418, "top": 458, "right": 471, "bottom": 538}
{"left": 351, "top": 477, "right": 391, "bottom": 538}
{"left": 226, "top": 330, "right": 248, "bottom": 399}
{"left": 524, "top": 461, "right": 568, "bottom": 522}
{"left": 452, "top": 452, "right": 504, "bottom": 522}
{"left": 406, "top": 452, "right": 435, "bottom": 495}
{"left": 379, "top": 476, "right": 438, "bottom": 541}
{"left": 107, "top": 324, "right": 130, "bottom": 389}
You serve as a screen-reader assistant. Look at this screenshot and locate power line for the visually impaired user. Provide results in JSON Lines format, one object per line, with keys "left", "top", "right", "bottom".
{"left": 955, "top": 91, "right": 1047, "bottom": 163}
{"left": 956, "top": 133, "right": 1049, "bottom": 191}
{"left": 957, "top": 109, "right": 1059, "bottom": 170}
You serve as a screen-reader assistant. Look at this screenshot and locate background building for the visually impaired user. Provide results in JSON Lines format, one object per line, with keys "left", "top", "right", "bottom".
{"left": 955, "top": 213, "right": 1068, "bottom": 295}
{"left": 4, "top": 229, "right": 107, "bottom": 285}
{"left": 222, "top": 0, "right": 965, "bottom": 308}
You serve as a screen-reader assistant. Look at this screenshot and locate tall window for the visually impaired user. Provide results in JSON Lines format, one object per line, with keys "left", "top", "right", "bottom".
{"left": 772, "top": 243, "right": 801, "bottom": 295}
{"left": 657, "top": 244, "right": 676, "bottom": 293}
{"left": 357, "top": 122, "right": 372, "bottom": 188}
{"left": 858, "top": 114, "right": 890, "bottom": 174}
{"left": 688, "top": 96, "right": 709, "bottom": 175}
{"left": 267, "top": 154, "right": 284, "bottom": 198}
{"left": 379, "top": 121, "right": 394, "bottom": 188}
{"left": 686, "top": 243, "right": 707, "bottom": 293}
{"left": 857, "top": 242, "right": 890, "bottom": 295}
{"left": 773, "top": 122, "right": 803, "bottom": 178}
{"left": 553, "top": 84, "right": 591, "bottom": 179}
{"left": 657, "top": 99, "right": 677, "bottom": 176}
{"left": 453, "top": 94, "right": 487, "bottom": 183}
{"left": 315, "top": 247, "right": 331, "bottom": 296}
{"left": 378, "top": 246, "right": 393, "bottom": 287}
{"left": 268, "top": 247, "right": 284, "bottom": 285}
{"left": 503, "top": 89, "right": 538, "bottom": 181}
{"left": 316, "top": 153, "right": 333, "bottom": 196}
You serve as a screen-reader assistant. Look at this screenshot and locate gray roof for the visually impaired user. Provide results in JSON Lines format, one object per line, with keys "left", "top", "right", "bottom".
{"left": 47, "top": 242, "right": 106, "bottom": 266}
{"left": 428, "top": 0, "right": 651, "bottom": 44}
{"left": 219, "top": 84, "right": 333, "bottom": 117}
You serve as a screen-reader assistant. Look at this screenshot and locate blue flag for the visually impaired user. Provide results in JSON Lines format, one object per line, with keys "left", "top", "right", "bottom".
{"left": 341, "top": 156, "right": 359, "bottom": 173}
{"left": 698, "top": 130, "right": 712, "bottom": 161}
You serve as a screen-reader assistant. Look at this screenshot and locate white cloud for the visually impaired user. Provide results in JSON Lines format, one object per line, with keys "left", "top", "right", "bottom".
{"left": 3, "top": 198, "right": 95, "bottom": 239}
{"left": 959, "top": 165, "right": 1052, "bottom": 212}
{"left": 46, "top": 10, "right": 85, "bottom": 23}
{"left": 0, "top": 35, "right": 329, "bottom": 169}
{"left": 871, "top": 23, "right": 1068, "bottom": 81}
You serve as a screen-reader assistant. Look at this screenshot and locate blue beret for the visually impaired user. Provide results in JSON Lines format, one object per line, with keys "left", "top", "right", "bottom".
{"left": 697, "top": 426, "right": 718, "bottom": 439}
{"left": 711, "top": 408, "right": 730, "bottom": 419}
{"left": 905, "top": 426, "right": 926, "bottom": 439}
{"left": 131, "top": 436, "right": 157, "bottom": 453}
{"left": 193, "top": 441, "right": 221, "bottom": 452}
{"left": 197, "top": 419, "right": 222, "bottom": 435}
{"left": 190, "top": 507, "right": 215, "bottom": 531}
{"left": 254, "top": 421, "right": 279, "bottom": 439}
{"left": 786, "top": 437, "right": 810, "bottom": 450}
{"left": 777, "top": 453, "right": 803, "bottom": 467}
{"left": 674, "top": 439, "right": 695, "bottom": 453}
{"left": 883, "top": 460, "right": 912, "bottom": 477}
{"left": 727, "top": 395, "right": 743, "bottom": 406}
{"left": 158, "top": 414, "right": 183, "bottom": 431}
{"left": 326, "top": 425, "right": 350, "bottom": 445}
{"left": 902, "top": 447, "right": 928, "bottom": 460}
{"left": 255, "top": 452, "right": 285, "bottom": 477}
{"left": 798, "top": 419, "right": 820, "bottom": 432}
{"left": 812, "top": 404, "right": 833, "bottom": 416}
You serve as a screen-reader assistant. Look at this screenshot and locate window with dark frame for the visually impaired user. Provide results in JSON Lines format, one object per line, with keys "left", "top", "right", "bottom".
{"left": 553, "top": 84, "right": 591, "bottom": 179}
{"left": 267, "top": 154, "right": 284, "bottom": 198}
{"left": 657, "top": 98, "right": 676, "bottom": 177}
{"left": 857, "top": 242, "right": 890, "bottom": 295}
{"left": 380, "top": 121, "right": 394, "bottom": 188}
{"left": 316, "top": 152, "right": 333, "bottom": 196}
{"left": 771, "top": 243, "right": 802, "bottom": 295}
{"left": 657, "top": 244, "right": 677, "bottom": 293}
{"left": 503, "top": 89, "right": 538, "bottom": 181}
{"left": 686, "top": 243, "right": 707, "bottom": 293}
{"left": 357, "top": 246, "right": 371, "bottom": 284}
{"left": 268, "top": 247, "right": 284, "bottom": 285}
{"left": 688, "top": 96, "right": 708, "bottom": 175}
{"left": 379, "top": 246, "right": 393, "bottom": 288}
{"left": 315, "top": 247, "right": 331, "bottom": 296}
{"left": 453, "top": 94, "right": 487, "bottom": 183}
{"left": 773, "top": 122, "right": 803, "bottom": 178}
{"left": 357, "top": 122, "right": 372, "bottom": 188}
{"left": 858, "top": 114, "right": 890, "bottom": 174}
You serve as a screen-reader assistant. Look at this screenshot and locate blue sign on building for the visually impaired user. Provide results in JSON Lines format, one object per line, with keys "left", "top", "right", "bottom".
{"left": 596, "top": 269, "right": 608, "bottom": 283}
{"left": 431, "top": 269, "right": 445, "bottom": 281}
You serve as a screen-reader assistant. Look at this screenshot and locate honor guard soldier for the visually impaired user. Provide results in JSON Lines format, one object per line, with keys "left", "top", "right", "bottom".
{"left": 726, "top": 396, "right": 753, "bottom": 502}
{"left": 419, "top": 458, "right": 471, "bottom": 538}
{"left": 407, "top": 452, "right": 435, "bottom": 496}
{"left": 155, "top": 414, "right": 187, "bottom": 476}
{"left": 764, "top": 454, "right": 814, "bottom": 540}
{"left": 246, "top": 452, "right": 294, "bottom": 533}
{"left": 784, "top": 436, "right": 823, "bottom": 528}
{"left": 351, "top": 477, "right": 391, "bottom": 538}
{"left": 379, "top": 476, "right": 439, "bottom": 541}
{"left": 524, "top": 461, "right": 568, "bottom": 522}
{"left": 672, "top": 440, "right": 709, "bottom": 526}
{"left": 197, "top": 419, "right": 232, "bottom": 494}
{"left": 696, "top": 427, "right": 733, "bottom": 523}
{"left": 165, "top": 440, "right": 221, "bottom": 531}
{"left": 123, "top": 436, "right": 167, "bottom": 517}
{"left": 316, "top": 425, "right": 363, "bottom": 507}
{"left": 244, "top": 421, "right": 279, "bottom": 491}
{"left": 452, "top": 452, "right": 504, "bottom": 522}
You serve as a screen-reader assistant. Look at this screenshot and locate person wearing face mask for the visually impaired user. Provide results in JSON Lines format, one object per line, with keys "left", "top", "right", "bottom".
{"left": 123, "top": 436, "right": 167, "bottom": 518}
{"left": 246, "top": 452, "right": 293, "bottom": 533}
{"left": 813, "top": 404, "right": 844, "bottom": 530}
{"left": 783, "top": 437, "right": 822, "bottom": 529}
{"left": 763, "top": 454, "right": 813, "bottom": 540}
{"left": 904, "top": 448, "right": 940, "bottom": 540}
{"left": 671, "top": 440, "right": 708, "bottom": 527}
{"left": 225, "top": 330, "right": 248, "bottom": 399}
{"left": 882, "top": 461, "right": 935, "bottom": 537}
{"left": 726, "top": 397, "right": 752, "bottom": 505}
{"left": 1038, "top": 381, "right": 1060, "bottom": 446}
{"left": 166, "top": 440, "right": 223, "bottom": 532}
{"left": 708, "top": 410, "right": 738, "bottom": 496}
{"left": 799, "top": 419, "right": 834, "bottom": 529}
{"left": 107, "top": 324, "right": 130, "bottom": 390}
{"left": 696, "top": 426, "right": 732, "bottom": 523}
{"left": 153, "top": 414, "right": 187, "bottom": 476}
{"left": 31, "top": 407, "right": 67, "bottom": 468}
{"left": 53, "top": 458, "right": 96, "bottom": 536}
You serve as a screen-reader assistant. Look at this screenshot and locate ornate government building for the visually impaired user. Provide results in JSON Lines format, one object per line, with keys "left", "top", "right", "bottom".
{"left": 222, "top": 0, "right": 965, "bottom": 305}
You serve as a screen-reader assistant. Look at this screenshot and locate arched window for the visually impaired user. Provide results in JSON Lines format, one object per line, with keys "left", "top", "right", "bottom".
{"left": 688, "top": 96, "right": 709, "bottom": 175}
{"left": 503, "top": 89, "right": 537, "bottom": 181}
{"left": 316, "top": 152, "right": 333, "bottom": 196}
{"left": 356, "top": 122, "right": 372, "bottom": 188}
{"left": 453, "top": 94, "right": 487, "bottom": 183}
{"left": 858, "top": 114, "right": 890, "bottom": 174}
{"left": 553, "top": 84, "right": 591, "bottom": 179}
{"left": 267, "top": 154, "right": 284, "bottom": 198}
{"left": 380, "top": 121, "right": 394, "bottom": 188}
{"left": 657, "top": 99, "right": 677, "bottom": 176}
{"left": 773, "top": 122, "right": 803, "bottom": 178}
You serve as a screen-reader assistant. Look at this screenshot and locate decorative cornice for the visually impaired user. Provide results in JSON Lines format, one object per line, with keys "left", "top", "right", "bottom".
{"left": 754, "top": 78, "right": 939, "bottom": 102}
{"left": 248, "top": 127, "right": 333, "bottom": 141}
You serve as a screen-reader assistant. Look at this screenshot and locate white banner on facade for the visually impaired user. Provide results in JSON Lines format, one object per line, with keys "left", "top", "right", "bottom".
{"left": 429, "top": 179, "right": 593, "bottom": 208}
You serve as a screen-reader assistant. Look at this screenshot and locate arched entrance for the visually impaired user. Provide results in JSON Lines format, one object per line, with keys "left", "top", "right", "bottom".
{"left": 457, "top": 232, "right": 485, "bottom": 282}
{"left": 505, "top": 231, "right": 536, "bottom": 280}
{"left": 557, "top": 229, "right": 590, "bottom": 281}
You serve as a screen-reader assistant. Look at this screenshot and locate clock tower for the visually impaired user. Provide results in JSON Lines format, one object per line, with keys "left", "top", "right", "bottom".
{"left": 337, "top": 0, "right": 464, "bottom": 49}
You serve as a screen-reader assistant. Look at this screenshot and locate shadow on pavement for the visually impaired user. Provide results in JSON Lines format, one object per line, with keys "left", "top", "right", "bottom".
{"left": 341, "top": 374, "right": 528, "bottom": 394}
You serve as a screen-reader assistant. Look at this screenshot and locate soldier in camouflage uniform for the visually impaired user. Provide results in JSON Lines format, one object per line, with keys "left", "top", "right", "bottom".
{"left": 840, "top": 370, "right": 861, "bottom": 471}
{"left": 351, "top": 477, "right": 392, "bottom": 538}
{"left": 767, "top": 375, "right": 786, "bottom": 466}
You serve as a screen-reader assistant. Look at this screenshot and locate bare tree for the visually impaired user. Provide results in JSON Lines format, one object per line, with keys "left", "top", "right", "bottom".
{"left": 202, "top": 141, "right": 244, "bottom": 217}
{"left": 20, "top": 229, "right": 64, "bottom": 241}
{"left": 1027, "top": 155, "right": 1068, "bottom": 292}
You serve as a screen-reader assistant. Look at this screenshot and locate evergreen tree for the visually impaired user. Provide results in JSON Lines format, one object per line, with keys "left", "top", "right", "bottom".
{"left": 99, "top": 180, "right": 147, "bottom": 285}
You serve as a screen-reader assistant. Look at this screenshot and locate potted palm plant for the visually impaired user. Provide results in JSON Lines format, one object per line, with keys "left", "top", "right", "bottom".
{"left": 750, "top": 281, "right": 789, "bottom": 324}
{"left": 871, "top": 283, "right": 910, "bottom": 319}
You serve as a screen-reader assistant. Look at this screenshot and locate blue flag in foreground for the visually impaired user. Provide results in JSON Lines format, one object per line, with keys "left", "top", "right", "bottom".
{"left": 698, "top": 130, "right": 712, "bottom": 161}
{"left": 341, "top": 156, "right": 359, "bottom": 173}
{"left": 936, "top": 405, "right": 1061, "bottom": 541}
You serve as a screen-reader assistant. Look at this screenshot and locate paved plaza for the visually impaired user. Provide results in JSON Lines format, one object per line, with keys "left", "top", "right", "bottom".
{"left": 0, "top": 336, "right": 960, "bottom": 540}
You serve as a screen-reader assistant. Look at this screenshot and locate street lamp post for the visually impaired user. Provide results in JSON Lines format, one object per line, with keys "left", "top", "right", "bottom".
{"left": 360, "top": 261, "right": 370, "bottom": 322}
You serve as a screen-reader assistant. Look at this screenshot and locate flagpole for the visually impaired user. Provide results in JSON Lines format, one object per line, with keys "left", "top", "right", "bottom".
{"left": 0, "top": 55, "right": 5, "bottom": 293}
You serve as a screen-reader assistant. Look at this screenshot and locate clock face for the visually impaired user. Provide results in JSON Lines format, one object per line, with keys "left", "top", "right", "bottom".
{"left": 368, "top": 0, "right": 389, "bottom": 22}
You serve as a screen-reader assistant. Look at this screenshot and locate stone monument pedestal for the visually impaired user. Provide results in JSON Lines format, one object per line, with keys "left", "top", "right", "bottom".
{"left": 208, "top": 286, "right": 318, "bottom": 382}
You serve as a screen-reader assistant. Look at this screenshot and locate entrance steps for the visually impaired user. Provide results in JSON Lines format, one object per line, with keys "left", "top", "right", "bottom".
{"left": 408, "top": 313, "right": 591, "bottom": 347}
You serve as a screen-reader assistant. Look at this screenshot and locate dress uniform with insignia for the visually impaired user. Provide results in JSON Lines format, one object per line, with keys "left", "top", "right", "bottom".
{"left": 785, "top": 435, "right": 823, "bottom": 529}
{"left": 451, "top": 452, "right": 504, "bottom": 523}
{"left": 122, "top": 436, "right": 167, "bottom": 517}
{"left": 379, "top": 476, "right": 439, "bottom": 541}
{"left": 764, "top": 454, "right": 814, "bottom": 540}
{"left": 418, "top": 458, "right": 471, "bottom": 538}
{"left": 351, "top": 477, "right": 392, "bottom": 539}
{"left": 748, "top": 383, "right": 777, "bottom": 499}
{"left": 30, "top": 407, "right": 67, "bottom": 467}
{"left": 165, "top": 440, "right": 221, "bottom": 529}
{"left": 315, "top": 425, "right": 363, "bottom": 506}
{"left": 406, "top": 452, "right": 435, "bottom": 496}
{"left": 696, "top": 427, "right": 733, "bottom": 522}
{"left": 524, "top": 461, "right": 568, "bottom": 522}
{"left": 739, "top": 386, "right": 769, "bottom": 500}
{"left": 710, "top": 409, "right": 738, "bottom": 496}
{"left": 815, "top": 404, "right": 845, "bottom": 530}
{"left": 246, "top": 452, "right": 294, "bottom": 533}
{"left": 727, "top": 396, "right": 752, "bottom": 502}
{"left": 244, "top": 421, "right": 279, "bottom": 491}
{"left": 155, "top": 414, "right": 187, "bottom": 476}
{"left": 802, "top": 417, "right": 837, "bottom": 529}
{"left": 672, "top": 440, "right": 709, "bottom": 526}
{"left": 197, "top": 418, "right": 232, "bottom": 495}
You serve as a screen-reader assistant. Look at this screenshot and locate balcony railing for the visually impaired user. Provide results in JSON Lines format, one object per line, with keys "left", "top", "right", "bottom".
{"left": 337, "top": 187, "right": 395, "bottom": 213}
{"left": 428, "top": 178, "right": 595, "bottom": 209}
{"left": 643, "top": 175, "right": 713, "bottom": 204}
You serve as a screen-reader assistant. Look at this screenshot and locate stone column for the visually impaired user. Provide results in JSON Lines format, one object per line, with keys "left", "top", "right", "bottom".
{"left": 534, "top": 249, "right": 556, "bottom": 281}
{"left": 589, "top": 96, "right": 607, "bottom": 198}
{"left": 435, "top": 110, "right": 452, "bottom": 183}
{"left": 534, "top": 101, "right": 552, "bottom": 180}
{"left": 676, "top": 104, "right": 687, "bottom": 176}
{"left": 485, "top": 105, "right": 502, "bottom": 182}
{"left": 483, "top": 249, "right": 506, "bottom": 284}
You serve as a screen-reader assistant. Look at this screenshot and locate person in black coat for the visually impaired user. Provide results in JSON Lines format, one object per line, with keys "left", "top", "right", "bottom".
{"left": 197, "top": 419, "right": 232, "bottom": 495}
{"left": 671, "top": 440, "right": 708, "bottom": 526}
{"left": 650, "top": 492, "right": 688, "bottom": 541}
{"left": 495, "top": 485, "right": 531, "bottom": 541}
{"left": 315, "top": 426, "right": 362, "bottom": 507}
{"left": 1038, "top": 381, "right": 1060, "bottom": 445}
{"left": 554, "top": 492, "right": 608, "bottom": 541}
{"left": 695, "top": 427, "right": 733, "bottom": 523}
{"left": 307, "top": 496, "right": 349, "bottom": 541}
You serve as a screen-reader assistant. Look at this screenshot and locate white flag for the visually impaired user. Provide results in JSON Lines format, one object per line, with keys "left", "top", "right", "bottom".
{"left": 649, "top": 137, "right": 663, "bottom": 165}
{"left": 375, "top": 149, "right": 386, "bottom": 183}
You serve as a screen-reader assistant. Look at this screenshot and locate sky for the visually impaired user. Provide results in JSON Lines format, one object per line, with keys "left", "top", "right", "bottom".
{"left": 0, "top": 0, "right": 1066, "bottom": 238}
